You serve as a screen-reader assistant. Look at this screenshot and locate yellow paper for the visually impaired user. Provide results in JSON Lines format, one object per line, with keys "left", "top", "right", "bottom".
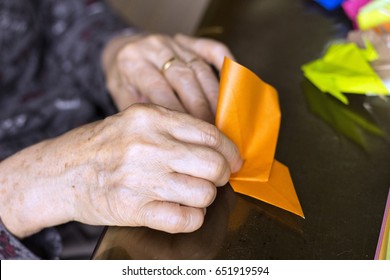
{"left": 357, "top": 0, "right": 390, "bottom": 30}
{"left": 216, "top": 57, "right": 304, "bottom": 218}
{"left": 302, "top": 42, "right": 388, "bottom": 104}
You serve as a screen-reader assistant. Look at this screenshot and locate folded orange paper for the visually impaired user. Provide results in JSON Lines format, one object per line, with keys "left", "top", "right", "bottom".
{"left": 216, "top": 57, "right": 304, "bottom": 218}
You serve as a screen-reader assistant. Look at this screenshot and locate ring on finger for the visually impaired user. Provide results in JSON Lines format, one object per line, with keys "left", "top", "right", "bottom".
{"left": 161, "top": 56, "right": 181, "bottom": 74}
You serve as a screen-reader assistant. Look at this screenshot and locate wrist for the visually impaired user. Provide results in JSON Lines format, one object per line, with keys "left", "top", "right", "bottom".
{"left": 0, "top": 128, "right": 96, "bottom": 238}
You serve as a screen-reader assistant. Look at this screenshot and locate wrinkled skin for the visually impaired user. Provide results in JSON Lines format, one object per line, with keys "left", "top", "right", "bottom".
{"left": 103, "top": 33, "right": 234, "bottom": 122}
{"left": 0, "top": 104, "right": 242, "bottom": 238}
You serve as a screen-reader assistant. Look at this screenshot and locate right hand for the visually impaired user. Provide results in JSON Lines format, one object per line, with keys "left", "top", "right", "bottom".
{"left": 70, "top": 104, "right": 242, "bottom": 233}
{"left": 94, "top": 185, "right": 237, "bottom": 259}
{"left": 0, "top": 104, "right": 242, "bottom": 238}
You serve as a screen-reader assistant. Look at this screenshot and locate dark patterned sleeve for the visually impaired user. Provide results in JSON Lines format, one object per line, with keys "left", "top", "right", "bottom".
{"left": 40, "top": 0, "right": 141, "bottom": 115}
{"left": 0, "top": 218, "right": 39, "bottom": 260}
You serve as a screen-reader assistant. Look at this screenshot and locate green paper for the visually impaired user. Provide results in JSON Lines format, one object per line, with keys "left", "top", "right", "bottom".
{"left": 302, "top": 42, "right": 388, "bottom": 104}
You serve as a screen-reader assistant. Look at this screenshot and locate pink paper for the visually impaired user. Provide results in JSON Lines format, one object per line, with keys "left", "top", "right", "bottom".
{"left": 375, "top": 188, "right": 390, "bottom": 259}
{"left": 342, "top": 0, "right": 371, "bottom": 29}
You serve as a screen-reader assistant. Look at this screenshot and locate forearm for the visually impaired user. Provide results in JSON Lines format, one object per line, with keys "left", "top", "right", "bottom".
{"left": 0, "top": 124, "right": 97, "bottom": 238}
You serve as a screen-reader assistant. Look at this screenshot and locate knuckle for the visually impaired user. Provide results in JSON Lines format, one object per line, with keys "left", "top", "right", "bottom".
{"left": 175, "top": 66, "right": 196, "bottom": 82}
{"left": 201, "top": 124, "right": 222, "bottom": 148}
{"left": 117, "top": 44, "right": 138, "bottom": 60}
{"left": 167, "top": 208, "right": 203, "bottom": 233}
{"left": 206, "top": 152, "right": 228, "bottom": 183}
{"left": 125, "top": 103, "right": 165, "bottom": 125}
{"left": 195, "top": 63, "right": 212, "bottom": 77}
{"left": 199, "top": 184, "right": 217, "bottom": 207}
{"left": 126, "top": 103, "right": 153, "bottom": 123}
{"left": 185, "top": 213, "right": 204, "bottom": 232}
{"left": 212, "top": 42, "right": 230, "bottom": 55}
{"left": 168, "top": 214, "right": 188, "bottom": 233}
{"left": 147, "top": 34, "right": 167, "bottom": 46}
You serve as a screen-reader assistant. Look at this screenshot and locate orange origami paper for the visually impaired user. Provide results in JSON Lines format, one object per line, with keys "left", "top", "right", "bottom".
{"left": 216, "top": 57, "right": 304, "bottom": 218}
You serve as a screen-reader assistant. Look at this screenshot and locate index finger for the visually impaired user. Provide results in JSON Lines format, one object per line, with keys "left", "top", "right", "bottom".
{"left": 174, "top": 34, "right": 235, "bottom": 71}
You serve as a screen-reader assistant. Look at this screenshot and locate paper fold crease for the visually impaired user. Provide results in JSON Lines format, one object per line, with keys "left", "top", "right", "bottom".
{"left": 216, "top": 57, "right": 304, "bottom": 218}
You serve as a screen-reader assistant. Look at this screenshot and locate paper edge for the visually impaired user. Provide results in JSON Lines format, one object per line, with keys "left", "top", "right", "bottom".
{"left": 375, "top": 187, "right": 390, "bottom": 259}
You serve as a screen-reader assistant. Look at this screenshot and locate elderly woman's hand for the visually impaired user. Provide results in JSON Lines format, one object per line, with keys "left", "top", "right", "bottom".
{"left": 102, "top": 33, "right": 234, "bottom": 123}
{"left": 0, "top": 104, "right": 242, "bottom": 238}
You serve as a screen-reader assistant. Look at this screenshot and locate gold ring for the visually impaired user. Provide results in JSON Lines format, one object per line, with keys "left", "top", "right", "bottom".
{"left": 161, "top": 57, "right": 179, "bottom": 74}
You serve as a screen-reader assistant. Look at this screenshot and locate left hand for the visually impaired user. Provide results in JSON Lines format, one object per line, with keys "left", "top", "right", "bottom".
{"left": 102, "top": 33, "right": 234, "bottom": 123}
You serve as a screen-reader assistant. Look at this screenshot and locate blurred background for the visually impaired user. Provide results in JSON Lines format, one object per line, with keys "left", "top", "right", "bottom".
{"left": 106, "top": 0, "right": 211, "bottom": 35}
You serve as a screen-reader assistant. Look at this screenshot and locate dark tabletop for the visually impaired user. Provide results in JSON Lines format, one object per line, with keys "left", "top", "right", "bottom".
{"left": 92, "top": 0, "right": 390, "bottom": 260}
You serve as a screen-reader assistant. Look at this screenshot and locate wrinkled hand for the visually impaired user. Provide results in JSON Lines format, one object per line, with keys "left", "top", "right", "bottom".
{"left": 71, "top": 104, "right": 242, "bottom": 233}
{"left": 94, "top": 186, "right": 236, "bottom": 260}
{"left": 103, "top": 33, "right": 234, "bottom": 123}
{"left": 0, "top": 104, "right": 241, "bottom": 238}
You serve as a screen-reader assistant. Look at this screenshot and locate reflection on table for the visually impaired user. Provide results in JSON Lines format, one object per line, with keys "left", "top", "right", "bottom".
{"left": 93, "top": 186, "right": 303, "bottom": 260}
{"left": 93, "top": 0, "right": 390, "bottom": 259}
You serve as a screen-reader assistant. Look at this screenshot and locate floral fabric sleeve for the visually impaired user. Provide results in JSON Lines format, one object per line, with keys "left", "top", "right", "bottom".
{"left": 40, "top": 0, "right": 141, "bottom": 115}
{"left": 0, "top": 218, "right": 38, "bottom": 260}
